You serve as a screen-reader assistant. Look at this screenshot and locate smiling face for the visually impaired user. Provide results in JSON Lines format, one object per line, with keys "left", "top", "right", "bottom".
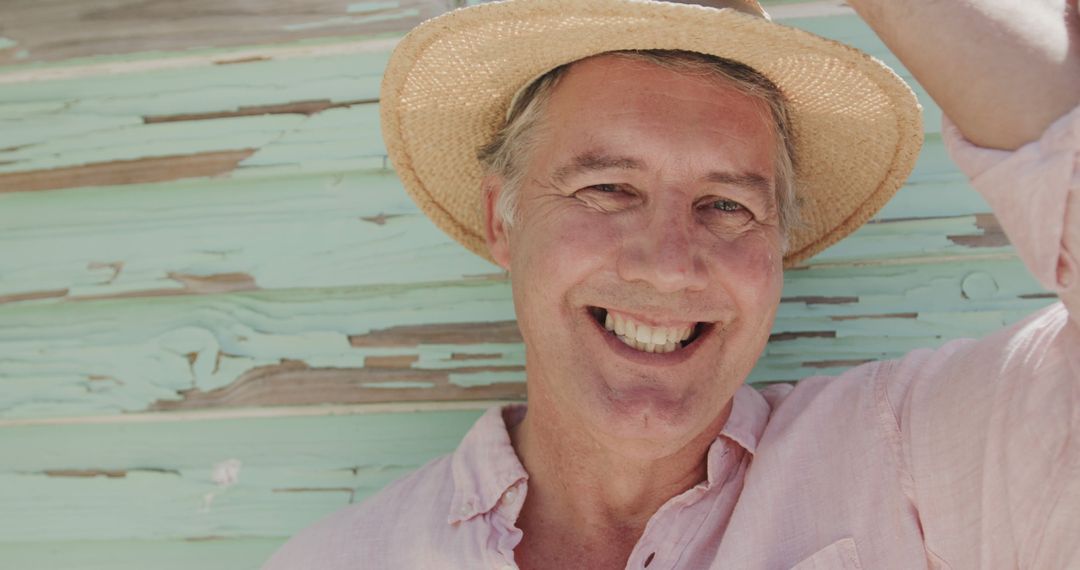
{"left": 485, "top": 55, "right": 785, "bottom": 459}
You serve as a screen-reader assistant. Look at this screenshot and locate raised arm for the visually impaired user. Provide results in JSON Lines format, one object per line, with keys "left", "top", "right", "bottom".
{"left": 847, "top": 0, "right": 1080, "bottom": 150}
{"left": 844, "top": 2, "right": 1080, "bottom": 566}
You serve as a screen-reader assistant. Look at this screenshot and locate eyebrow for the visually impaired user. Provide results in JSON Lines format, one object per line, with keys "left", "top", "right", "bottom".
{"left": 552, "top": 151, "right": 645, "bottom": 186}
{"left": 551, "top": 150, "right": 774, "bottom": 195}
{"left": 704, "top": 171, "right": 774, "bottom": 195}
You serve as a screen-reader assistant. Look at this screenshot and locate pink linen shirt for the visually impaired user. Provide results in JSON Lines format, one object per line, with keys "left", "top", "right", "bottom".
{"left": 263, "top": 107, "right": 1080, "bottom": 569}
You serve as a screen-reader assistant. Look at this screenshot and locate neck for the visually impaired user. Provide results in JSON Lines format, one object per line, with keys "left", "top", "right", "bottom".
{"left": 509, "top": 392, "right": 731, "bottom": 545}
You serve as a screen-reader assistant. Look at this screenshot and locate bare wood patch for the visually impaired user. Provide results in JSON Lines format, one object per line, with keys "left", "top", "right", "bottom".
{"left": 948, "top": 213, "right": 1010, "bottom": 248}
{"left": 185, "top": 536, "right": 229, "bottom": 542}
{"left": 166, "top": 272, "right": 258, "bottom": 294}
{"left": 44, "top": 469, "right": 127, "bottom": 478}
{"left": 88, "top": 260, "right": 124, "bottom": 284}
{"left": 0, "top": 149, "right": 255, "bottom": 194}
{"left": 143, "top": 98, "right": 376, "bottom": 124}
{"left": 67, "top": 272, "right": 260, "bottom": 303}
{"left": 272, "top": 486, "right": 356, "bottom": 504}
{"left": 363, "top": 355, "right": 419, "bottom": 368}
{"left": 768, "top": 330, "right": 836, "bottom": 342}
{"left": 360, "top": 212, "right": 406, "bottom": 226}
{"left": 781, "top": 295, "right": 859, "bottom": 305}
{"left": 349, "top": 320, "right": 522, "bottom": 348}
{"left": 802, "top": 359, "right": 874, "bottom": 369}
{"left": 214, "top": 56, "right": 270, "bottom": 65}
{"left": 41, "top": 467, "right": 179, "bottom": 477}
{"left": 831, "top": 312, "right": 918, "bottom": 321}
{"left": 0, "top": 288, "right": 69, "bottom": 304}
{"left": 450, "top": 353, "right": 503, "bottom": 361}
{"left": 148, "top": 358, "right": 527, "bottom": 411}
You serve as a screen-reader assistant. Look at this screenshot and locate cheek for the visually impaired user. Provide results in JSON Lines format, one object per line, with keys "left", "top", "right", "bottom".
{"left": 705, "top": 231, "right": 784, "bottom": 306}
{"left": 513, "top": 207, "right": 621, "bottom": 277}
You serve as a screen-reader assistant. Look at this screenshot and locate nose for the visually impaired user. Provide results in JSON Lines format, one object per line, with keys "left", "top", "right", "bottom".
{"left": 617, "top": 207, "right": 709, "bottom": 293}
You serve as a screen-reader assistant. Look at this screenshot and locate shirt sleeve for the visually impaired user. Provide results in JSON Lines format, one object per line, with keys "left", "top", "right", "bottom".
{"left": 880, "top": 106, "right": 1080, "bottom": 569}
{"left": 942, "top": 104, "right": 1080, "bottom": 320}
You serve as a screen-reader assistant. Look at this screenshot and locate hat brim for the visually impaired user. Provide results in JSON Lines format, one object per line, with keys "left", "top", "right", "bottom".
{"left": 380, "top": 0, "right": 923, "bottom": 268}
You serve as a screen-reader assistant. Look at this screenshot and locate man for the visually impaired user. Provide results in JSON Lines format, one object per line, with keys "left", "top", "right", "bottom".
{"left": 265, "top": 0, "right": 1080, "bottom": 568}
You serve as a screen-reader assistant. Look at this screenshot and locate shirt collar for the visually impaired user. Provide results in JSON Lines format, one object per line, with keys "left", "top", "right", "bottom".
{"left": 447, "top": 384, "right": 772, "bottom": 523}
{"left": 448, "top": 404, "right": 528, "bottom": 524}
{"left": 706, "top": 384, "right": 770, "bottom": 485}
{"left": 719, "top": 383, "right": 771, "bottom": 455}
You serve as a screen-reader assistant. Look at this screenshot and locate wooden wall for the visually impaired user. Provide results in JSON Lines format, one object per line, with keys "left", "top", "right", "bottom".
{"left": 0, "top": 0, "right": 1055, "bottom": 567}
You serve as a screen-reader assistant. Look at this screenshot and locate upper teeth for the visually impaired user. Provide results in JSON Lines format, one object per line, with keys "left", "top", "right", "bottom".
{"left": 603, "top": 311, "right": 694, "bottom": 354}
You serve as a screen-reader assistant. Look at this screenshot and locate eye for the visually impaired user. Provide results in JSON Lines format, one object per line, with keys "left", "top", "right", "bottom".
{"left": 712, "top": 199, "right": 744, "bottom": 212}
{"left": 573, "top": 183, "right": 638, "bottom": 212}
{"left": 696, "top": 197, "right": 755, "bottom": 228}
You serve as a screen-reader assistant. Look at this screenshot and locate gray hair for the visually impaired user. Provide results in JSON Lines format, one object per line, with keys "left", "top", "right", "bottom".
{"left": 477, "top": 49, "right": 800, "bottom": 246}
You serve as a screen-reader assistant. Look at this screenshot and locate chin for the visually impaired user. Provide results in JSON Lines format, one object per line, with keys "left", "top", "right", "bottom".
{"left": 581, "top": 375, "right": 721, "bottom": 456}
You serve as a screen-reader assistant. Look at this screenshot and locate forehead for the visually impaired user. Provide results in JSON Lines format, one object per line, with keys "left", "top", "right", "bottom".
{"left": 534, "top": 54, "right": 777, "bottom": 177}
{"left": 549, "top": 54, "right": 770, "bottom": 125}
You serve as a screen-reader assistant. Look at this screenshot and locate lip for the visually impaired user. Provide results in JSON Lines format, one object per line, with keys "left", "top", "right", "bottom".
{"left": 585, "top": 307, "right": 713, "bottom": 367}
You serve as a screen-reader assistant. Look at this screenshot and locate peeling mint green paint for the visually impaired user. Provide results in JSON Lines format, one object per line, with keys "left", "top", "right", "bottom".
{"left": 0, "top": 255, "right": 1052, "bottom": 418}
{"left": 448, "top": 370, "right": 527, "bottom": 387}
{"left": 0, "top": 160, "right": 1013, "bottom": 303}
{"left": 0, "top": 410, "right": 482, "bottom": 541}
{"left": 0, "top": 1, "right": 1060, "bottom": 562}
{"left": 0, "top": 114, "right": 306, "bottom": 174}
{"left": 0, "top": 37, "right": 16, "bottom": 50}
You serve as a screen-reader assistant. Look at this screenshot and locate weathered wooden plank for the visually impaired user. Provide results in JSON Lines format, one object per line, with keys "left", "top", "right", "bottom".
{"left": 0, "top": 0, "right": 451, "bottom": 66}
{"left": 0, "top": 207, "right": 1013, "bottom": 307}
{"left": 0, "top": 538, "right": 282, "bottom": 570}
{"left": 0, "top": 150, "right": 256, "bottom": 193}
{"left": 0, "top": 256, "right": 1054, "bottom": 420}
{"left": 0, "top": 10, "right": 927, "bottom": 179}
{"left": 0, "top": 0, "right": 1055, "bottom": 559}
{"left": 0, "top": 129, "right": 1005, "bottom": 307}
{"left": 0, "top": 409, "right": 482, "bottom": 541}
{"left": 0, "top": 0, "right": 845, "bottom": 70}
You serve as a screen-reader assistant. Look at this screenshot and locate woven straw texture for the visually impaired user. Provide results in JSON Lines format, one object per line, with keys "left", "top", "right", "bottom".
{"left": 380, "top": 0, "right": 924, "bottom": 268}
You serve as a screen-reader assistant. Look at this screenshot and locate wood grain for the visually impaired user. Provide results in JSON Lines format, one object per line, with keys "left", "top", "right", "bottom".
{"left": 0, "top": 150, "right": 255, "bottom": 193}
{"left": 0, "top": 0, "right": 453, "bottom": 66}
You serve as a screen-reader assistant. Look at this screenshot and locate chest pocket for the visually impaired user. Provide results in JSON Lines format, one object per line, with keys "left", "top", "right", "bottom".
{"left": 788, "top": 538, "right": 862, "bottom": 570}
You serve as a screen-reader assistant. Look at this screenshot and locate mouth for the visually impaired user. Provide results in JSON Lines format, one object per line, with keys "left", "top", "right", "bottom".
{"left": 587, "top": 306, "right": 708, "bottom": 354}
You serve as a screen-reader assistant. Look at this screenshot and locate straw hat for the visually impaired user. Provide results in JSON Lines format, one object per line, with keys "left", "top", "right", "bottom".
{"left": 380, "top": 0, "right": 923, "bottom": 268}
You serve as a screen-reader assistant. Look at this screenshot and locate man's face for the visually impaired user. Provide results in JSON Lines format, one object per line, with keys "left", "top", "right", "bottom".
{"left": 487, "top": 55, "right": 784, "bottom": 457}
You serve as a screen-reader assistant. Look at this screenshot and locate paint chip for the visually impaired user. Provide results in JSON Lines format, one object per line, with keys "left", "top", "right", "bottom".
{"left": 360, "top": 212, "right": 404, "bottom": 225}
{"left": 212, "top": 459, "right": 242, "bottom": 487}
